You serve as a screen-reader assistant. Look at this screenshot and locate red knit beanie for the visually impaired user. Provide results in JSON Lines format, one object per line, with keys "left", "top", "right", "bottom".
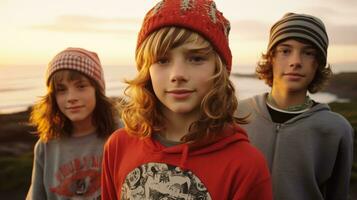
{"left": 137, "top": 0, "right": 232, "bottom": 72}
{"left": 46, "top": 47, "right": 105, "bottom": 92}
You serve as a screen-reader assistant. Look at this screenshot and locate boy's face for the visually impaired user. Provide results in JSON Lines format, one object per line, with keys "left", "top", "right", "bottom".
{"left": 54, "top": 71, "right": 96, "bottom": 126}
{"left": 149, "top": 41, "right": 216, "bottom": 118}
{"left": 271, "top": 39, "right": 318, "bottom": 94}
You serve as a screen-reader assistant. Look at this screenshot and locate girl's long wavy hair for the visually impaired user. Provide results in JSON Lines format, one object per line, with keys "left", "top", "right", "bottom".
{"left": 121, "top": 27, "right": 247, "bottom": 143}
{"left": 256, "top": 38, "right": 332, "bottom": 93}
{"left": 30, "top": 70, "right": 118, "bottom": 142}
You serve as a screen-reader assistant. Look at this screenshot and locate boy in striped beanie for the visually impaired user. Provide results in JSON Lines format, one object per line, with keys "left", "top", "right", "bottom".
{"left": 236, "top": 13, "right": 353, "bottom": 199}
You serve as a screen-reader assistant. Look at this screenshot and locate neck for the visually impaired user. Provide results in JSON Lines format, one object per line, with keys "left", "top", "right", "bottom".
{"left": 161, "top": 108, "right": 199, "bottom": 142}
{"left": 270, "top": 87, "right": 308, "bottom": 110}
{"left": 71, "top": 117, "right": 96, "bottom": 137}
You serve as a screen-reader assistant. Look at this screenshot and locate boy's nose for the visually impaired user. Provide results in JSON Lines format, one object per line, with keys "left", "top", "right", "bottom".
{"left": 170, "top": 60, "right": 188, "bottom": 82}
{"left": 289, "top": 51, "right": 302, "bottom": 68}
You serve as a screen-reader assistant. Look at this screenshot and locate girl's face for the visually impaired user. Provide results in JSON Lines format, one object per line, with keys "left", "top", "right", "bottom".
{"left": 54, "top": 71, "right": 96, "bottom": 126}
{"left": 149, "top": 41, "right": 216, "bottom": 118}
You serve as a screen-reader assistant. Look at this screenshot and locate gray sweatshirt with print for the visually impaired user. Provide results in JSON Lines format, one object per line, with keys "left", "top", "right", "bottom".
{"left": 237, "top": 93, "right": 354, "bottom": 200}
{"left": 26, "top": 133, "right": 105, "bottom": 200}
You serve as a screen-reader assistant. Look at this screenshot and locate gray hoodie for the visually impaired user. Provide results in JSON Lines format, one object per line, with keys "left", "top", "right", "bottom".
{"left": 237, "top": 93, "right": 354, "bottom": 200}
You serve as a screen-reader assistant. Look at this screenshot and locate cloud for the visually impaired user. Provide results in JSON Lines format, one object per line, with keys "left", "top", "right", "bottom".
{"left": 230, "top": 19, "right": 357, "bottom": 45}
{"left": 230, "top": 20, "right": 269, "bottom": 40}
{"left": 31, "top": 14, "right": 357, "bottom": 45}
{"left": 301, "top": 5, "right": 357, "bottom": 20}
{"left": 328, "top": 25, "right": 357, "bottom": 45}
{"left": 30, "top": 15, "right": 141, "bottom": 34}
{"left": 322, "top": 0, "right": 357, "bottom": 4}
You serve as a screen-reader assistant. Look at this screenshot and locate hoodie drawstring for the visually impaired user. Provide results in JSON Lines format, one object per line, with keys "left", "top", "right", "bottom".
{"left": 179, "top": 144, "right": 189, "bottom": 170}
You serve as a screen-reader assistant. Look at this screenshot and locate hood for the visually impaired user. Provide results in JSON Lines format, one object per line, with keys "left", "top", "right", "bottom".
{"left": 143, "top": 124, "right": 249, "bottom": 170}
{"left": 250, "top": 93, "right": 331, "bottom": 123}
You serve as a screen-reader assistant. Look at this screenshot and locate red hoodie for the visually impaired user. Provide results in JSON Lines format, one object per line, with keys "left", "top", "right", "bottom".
{"left": 101, "top": 125, "right": 272, "bottom": 200}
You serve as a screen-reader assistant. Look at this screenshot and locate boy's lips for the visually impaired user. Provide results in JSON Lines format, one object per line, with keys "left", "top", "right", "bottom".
{"left": 283, "top": 73, "right": 305, "bottom": 81}
{"left": 284, "top": 72, "right": 304, "bottom": 77}
{"left": 167, "top": 89, "right": 194, "bottom": 93}
{"left": 166, "top": 89, "right": 194, "bottom": 99}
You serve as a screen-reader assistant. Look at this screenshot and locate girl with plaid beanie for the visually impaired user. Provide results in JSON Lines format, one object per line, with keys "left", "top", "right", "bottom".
{"left": 101, "top": 0, "right": 272, "bottom": 199}
{"left": 26, "top": 47, "right": 118, "bottom": 199}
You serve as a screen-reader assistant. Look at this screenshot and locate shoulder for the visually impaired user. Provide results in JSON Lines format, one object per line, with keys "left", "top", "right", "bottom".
{"left": 236, "top": 97, "right": 255, "bottom": 118}
{"left": 313, "top": 105, "right": 353, "bottom": 132}
{"left": 237, "top": 93, "right": 266, "bottom": 118}
{"left": 226, "top": 128, "right": 269, "bottom": 172}
{"left": 234, "top": 140, "right": 268, "bottom": 167}
{"left": 326, "top": 109, "right": 351, "bottom": 126}
{"left": 33, "top": 139, "right": 50, "bottom": 161}
{"left": 33, "top": 138, "right": 58, "bottom": 151}
{"left": 105, "top": 128, "right": 139, "bottom": 150}
{"left": 34, "top": 139, "right": 45, "bottom": 154}
{"left": 238, "top": 96, "right": 256, "bottom": 107}
{"left": 309, "top": 105, "right": 354, "bottom": 140}
{"left": 230, "top": 140, "right": 271, "bottom": 182}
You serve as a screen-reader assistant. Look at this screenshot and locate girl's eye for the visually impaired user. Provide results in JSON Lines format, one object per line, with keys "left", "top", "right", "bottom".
{"left": 77, "top": 84, "right": 87, "bottom": 89}
{"left": 55, "top": 86, "right": 66, "bottom": 93}
{"left": 75, "top": 80, "right": 91, "bottom": 89}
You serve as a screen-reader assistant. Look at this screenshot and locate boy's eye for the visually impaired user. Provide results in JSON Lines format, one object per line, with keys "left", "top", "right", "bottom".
{"left": 155, "top": 57, "right": 170, "bottom": 65}
{"left": 188, "top": 55, "right": 206, "bottom": 63}
{"left": 277, "top": 48, "right": 291, "bottom": 55}
{"left": 303, "top": 50, "right": 317, "bottom": 57}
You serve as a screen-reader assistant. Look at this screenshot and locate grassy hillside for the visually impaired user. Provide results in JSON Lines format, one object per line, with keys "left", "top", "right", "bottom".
{"left": 329, "top": 101, "right": 357, "bottom": 182}
{"left": 0, "top": 73, "right": 356, "bottom": 199}
{"left": 323, "top": 72, "right": 357, "bottom": 100}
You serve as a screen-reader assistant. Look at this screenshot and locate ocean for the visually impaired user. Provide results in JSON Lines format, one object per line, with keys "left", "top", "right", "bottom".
{"left": 0, "top": 64, "right": 354, "bottom": 114}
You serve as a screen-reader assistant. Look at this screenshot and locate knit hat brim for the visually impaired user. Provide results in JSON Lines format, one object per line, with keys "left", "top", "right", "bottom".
{"left": 267, "top": 13, "right": 329, "bottom": 66}
{"left": 137, "top": 0, "right": 232, "bottom": 72}
{"left": 47, "top": 47, "right": 105, "bottom": 92}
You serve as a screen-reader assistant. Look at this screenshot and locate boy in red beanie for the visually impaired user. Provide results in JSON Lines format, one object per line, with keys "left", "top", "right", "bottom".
{"left": 101, "top": 0, "right": 272, "bottom": 199}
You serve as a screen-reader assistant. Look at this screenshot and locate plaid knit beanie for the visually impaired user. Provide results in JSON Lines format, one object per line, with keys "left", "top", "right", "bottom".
{"left": 46, "top": 47, "right": 105, "bottom": 92}
{"left": 137, "top": 0, "right": 232, "bottom": 72}
{"left": 267, "top": 12, "right": 329, "bottom": 66}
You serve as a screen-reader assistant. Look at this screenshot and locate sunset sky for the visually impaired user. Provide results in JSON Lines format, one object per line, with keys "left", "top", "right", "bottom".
{"left": 0, "top": 0, "right": 356, "bottom": 73}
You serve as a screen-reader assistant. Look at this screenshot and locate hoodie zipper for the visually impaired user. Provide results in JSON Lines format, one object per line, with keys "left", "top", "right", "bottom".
{"left": 270, "top": 123, "right": 282, "bottom": 173}
{"left": 275, "top": 124, "right": 282, "bottom": 133}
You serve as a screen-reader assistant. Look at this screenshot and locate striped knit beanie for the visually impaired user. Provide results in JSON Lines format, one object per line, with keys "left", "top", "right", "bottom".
{"left": 137, "top": 0, "right": 232, "bottom": 72}
{"left": 47, "top": 47, "right": 105, "bottom": 92}
{"left": 268, "top": 12, "right": 329, "bottom": 66}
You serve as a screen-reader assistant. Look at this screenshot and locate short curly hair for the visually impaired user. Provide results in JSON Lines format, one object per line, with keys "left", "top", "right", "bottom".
{"left": 256, "top": 38, "right": 332, "bottom": 93}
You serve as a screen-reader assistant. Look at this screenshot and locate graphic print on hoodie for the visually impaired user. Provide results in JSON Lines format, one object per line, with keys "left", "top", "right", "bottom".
{"left": 102, "top": 125, "right": 273, "bottom": 200}
{"left": 121, "top": 163, "right": 210, "bottom": 199}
